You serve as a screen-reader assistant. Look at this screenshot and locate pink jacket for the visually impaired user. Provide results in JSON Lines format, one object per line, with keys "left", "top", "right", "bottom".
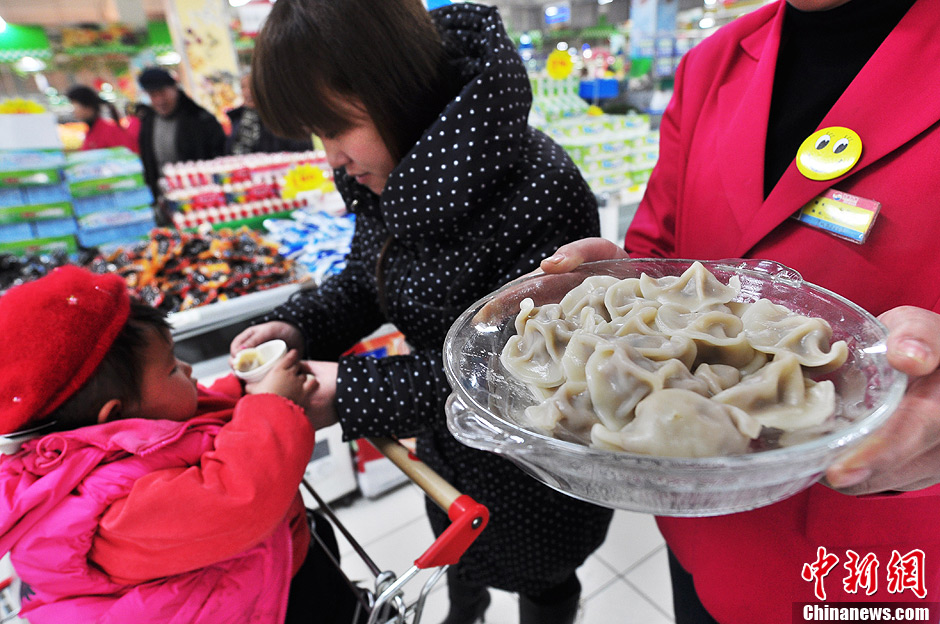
{"left": 0, "top": 381, "right": 314, "bottom": 623}
{"left": 626, "top": 0, "right": 940, "bottom": 621}
{"left": 82, "top": 117, "right": 140, "bottom": 154}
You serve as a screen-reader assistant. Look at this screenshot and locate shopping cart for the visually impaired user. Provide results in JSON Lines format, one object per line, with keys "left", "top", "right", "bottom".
{"left": 303, "top": 437, "right": 490, "bottom": 624}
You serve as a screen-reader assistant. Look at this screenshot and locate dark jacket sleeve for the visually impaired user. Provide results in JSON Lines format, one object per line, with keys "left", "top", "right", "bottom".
{"left": 264, "top": 210, "right": 389, "bottom": 358}
{"left": 336, "top": 165, "right": 599, "bottom": 440}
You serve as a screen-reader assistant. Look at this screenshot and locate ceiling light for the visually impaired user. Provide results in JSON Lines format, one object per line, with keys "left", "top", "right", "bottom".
{"left": 14, "top": 56, "right": 46, "bottom": 72}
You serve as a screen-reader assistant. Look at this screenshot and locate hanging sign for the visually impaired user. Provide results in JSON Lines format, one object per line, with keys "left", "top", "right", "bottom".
{"left": 547, "top": 49, "right": 574, "bottom": 80}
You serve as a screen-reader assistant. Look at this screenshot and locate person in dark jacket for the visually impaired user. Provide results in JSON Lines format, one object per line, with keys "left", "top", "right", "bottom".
{"left": 136, "top": 68, "right": 226, "bottom": 212}
{"left": 230, "top": 2, "right": 613, "bottom": 624}
{"left": 226, "top": 73, "right": 313, "bottom": 155}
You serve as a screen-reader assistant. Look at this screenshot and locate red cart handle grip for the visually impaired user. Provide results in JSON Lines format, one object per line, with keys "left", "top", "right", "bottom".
{"left": 415, "top": 494, "right": 489, "bottom": 569}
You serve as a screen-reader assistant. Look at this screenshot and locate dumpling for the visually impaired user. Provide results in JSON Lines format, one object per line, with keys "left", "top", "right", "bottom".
{"left": 604, "top": 305, "right": 660, "bottom": 338}
{"left": 613, "top": 333, "right": 698, "bottom": 370}
{"left": 741, "top": 298, "right": 848, "bottom": 372}
{"left": 560, "top": 332, "right": 605, "bottom": 384}
{"left": 500, "top": 298, "right": 574, "bottom": 390}
{"left": 712, "top": 354, "right": 836, "bottom": 431}
{"left": 524, "top": 380, "right": 597, "bottom": 440}
{"left": 655, "top": 303, "right": 758, "bottom": 368}
{"left": 590, "top": 389, "right": 761, "bottom": 457}
{"left": 559, "top": 275, "right": 619, "bottom": 322}
{"left": 584, "top": 342, "right": 659, "bottom": 431}
{"left": 639, "top": 261, "right": 741, "bottom": 311}
{"left": 694, "top": 363, "right": 742, "bottom": 396}
{"left": 603, "top": 277, "right": 647, "bottom": 319}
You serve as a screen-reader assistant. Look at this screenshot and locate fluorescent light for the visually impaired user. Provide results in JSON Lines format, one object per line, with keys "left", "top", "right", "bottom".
{"left": 598, "top": 0, "right": 613, "bottom": 4}
{"left": 698, "top": 16, "right": 716, "bottom": 28}
{"left": 0, "top": 15, "right": 7, "bottom": 33}
{"left": 229, "top": 0, "right": 252, "bottom": 6}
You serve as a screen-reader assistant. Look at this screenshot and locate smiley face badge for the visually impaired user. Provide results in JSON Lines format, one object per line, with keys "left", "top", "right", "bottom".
{"left": 796, "top": 126, "right": 863, "bottom": 181}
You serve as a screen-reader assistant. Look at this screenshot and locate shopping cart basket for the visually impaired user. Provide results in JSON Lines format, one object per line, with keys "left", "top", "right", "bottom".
{"left": 303, "top": 437, "right": 490, "bottom": 624}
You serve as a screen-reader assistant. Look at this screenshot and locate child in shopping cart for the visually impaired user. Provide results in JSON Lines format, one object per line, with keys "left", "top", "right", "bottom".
{"left": 0, "top": 266, "right": 360, "bottom": 624}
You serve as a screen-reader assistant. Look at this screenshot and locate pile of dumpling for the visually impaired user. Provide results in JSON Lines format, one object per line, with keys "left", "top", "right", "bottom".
{"left": 499, "top": 262, "right": 848, "bottom": 458}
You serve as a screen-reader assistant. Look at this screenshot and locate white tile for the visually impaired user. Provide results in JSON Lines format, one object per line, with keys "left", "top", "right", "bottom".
{"left": 401, "top": 578, "right": 520, "bottom": 624}
{"left": 578, "top": 553, "right": 620, "bottom": 600}
{"left": 623, "top": 545, "right": 674, "bottom": 621}
{"left": 594, "top": 510, "right": 665, "bottom": 575}
{"left": 580, "top": 578, "right": 673, "bottom": 624}
{"left": 338, "top": 515, "right": 438, "bottom": 589}
{"left": 477, "top": 589, "right": 520, "bottom": 624}
{"left": 330, "top": 483, "right": 429, "bottom": 558}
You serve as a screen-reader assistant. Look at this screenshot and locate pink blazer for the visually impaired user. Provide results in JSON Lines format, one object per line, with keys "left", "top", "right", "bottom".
{"left": 626, "top": 1, "right": 940, "bottom": 621}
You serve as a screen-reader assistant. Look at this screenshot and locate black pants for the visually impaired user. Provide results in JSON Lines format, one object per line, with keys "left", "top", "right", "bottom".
{"left": 668, "top": 547, "right": 720, "bottom": 624}
{"left": 285, "top": 511, "right": 365, "bottom": 624}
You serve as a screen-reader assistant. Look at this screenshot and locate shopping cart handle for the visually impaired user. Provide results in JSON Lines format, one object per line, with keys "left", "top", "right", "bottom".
{"left": 367, "top": 437, "right": 490, "bottom": 569}
{"left": 414, "top": 494, "right": 489, "bottom": 569}
{"left": 367, "top": 437, "right": 461, "bottom": 510}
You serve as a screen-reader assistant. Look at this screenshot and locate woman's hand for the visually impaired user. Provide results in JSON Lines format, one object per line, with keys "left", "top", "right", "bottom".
{"left": 826, "top": 306, "right": 940, "bottom": 494}
{"left": 245, "top": 350, "right": 319, "bottom": 408}
{"left": 539, "top": 237, "right": 629, "bottom": 274}
{"left": 230, "top": 321, "right": 304, "bottom": 359}
{"left": 301, "top": 360, "right": 340, "bottom": 431}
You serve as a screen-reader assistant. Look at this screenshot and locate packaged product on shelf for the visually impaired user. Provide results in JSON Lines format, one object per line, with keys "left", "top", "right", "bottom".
{"left": 87, "top": 226, "right": 300, "bottom": 312}
{"left": 0, "top": 146, "right": 79, "bottom": 256}
{"left": 160, "top": 151, "right": 336, "bottom": 231}
{"left": 62, "top": 148, "right": 155, "bottom": 248}
{"left": 261, "top": 209, "right": 355, "bottom": 284}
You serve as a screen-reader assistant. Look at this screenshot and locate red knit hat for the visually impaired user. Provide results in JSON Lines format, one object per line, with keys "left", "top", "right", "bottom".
{"left": 0, "top": 266, "right": 130, "bottom": 435}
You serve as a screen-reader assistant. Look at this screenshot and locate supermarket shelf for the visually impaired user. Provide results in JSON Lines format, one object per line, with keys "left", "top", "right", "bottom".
{"left": 168, "top": 280, "right": 313, "bottom": 341}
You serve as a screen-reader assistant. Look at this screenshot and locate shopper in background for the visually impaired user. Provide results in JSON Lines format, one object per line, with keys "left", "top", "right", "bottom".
{"left": 540, "top": 0, "right": 940, "bottom": 622}
{"left": 65, "top": 85, "right": 139, "bottom": 153}
{"left": 226, "top": 72, "right": 313, "bottom": 155}
{"left": 0, "top": 266, "right": 364, "bottom": 624}
{"left": 136, "top": 67, "right": 226, "bottom": 207}
{"left": 232, "top": 1, "right": 613, "bottom": 623}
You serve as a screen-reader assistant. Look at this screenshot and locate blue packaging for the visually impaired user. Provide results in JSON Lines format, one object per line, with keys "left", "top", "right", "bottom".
{"left": 33, "top": 217, "right": 78, "bottom": 238}
{"left": 0, "top": 222, "right": 34, "bottom": 244}
{"left": 24, "top": 183, "right": 71, "bottom": 205}
{"left": 0, "top": 187, "right": 25, "bottom": 208}
{"left": 111, "top": 186, "right": 153, "bottom": 209}
{"left": 71, "top": 194, "right": 114, "bottom": 217}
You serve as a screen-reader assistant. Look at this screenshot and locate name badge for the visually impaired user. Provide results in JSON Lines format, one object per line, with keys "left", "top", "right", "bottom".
{"left": 792, "top": 189, "right": 880, "bottom": 244}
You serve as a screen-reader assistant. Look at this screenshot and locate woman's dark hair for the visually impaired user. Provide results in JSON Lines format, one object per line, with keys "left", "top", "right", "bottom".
{"left": 46, "top": 300, "right": 170, "bottom": 431}
{"left": 66, "top": 85, "right": 123, "bottom": 124}
{"left": 251, "top": 0, "right": 460, "bottom": 162}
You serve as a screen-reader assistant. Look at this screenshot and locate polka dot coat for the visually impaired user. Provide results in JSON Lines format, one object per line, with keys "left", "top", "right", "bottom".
{"left": 267, "top": 3, "right": 613, "bottom": 593}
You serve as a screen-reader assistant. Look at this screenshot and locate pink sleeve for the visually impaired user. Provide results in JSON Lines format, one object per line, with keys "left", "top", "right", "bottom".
{"left": 90, "top": 394, "right": 315, "bottom": 583}
{"left": 623, "top": 56, "right": 687, "bottom": 259}
{"left": 202, "top": 373, "right": 245, "bottom": 400}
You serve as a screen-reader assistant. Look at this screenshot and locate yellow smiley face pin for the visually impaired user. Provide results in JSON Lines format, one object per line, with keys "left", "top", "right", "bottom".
{"left": 796, "top": 126, "right": 863, "bottom": 181}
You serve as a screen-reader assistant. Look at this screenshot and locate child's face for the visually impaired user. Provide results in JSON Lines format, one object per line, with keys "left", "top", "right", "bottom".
{"left": 121, "top": 327, "right": 199, "bottom": 422}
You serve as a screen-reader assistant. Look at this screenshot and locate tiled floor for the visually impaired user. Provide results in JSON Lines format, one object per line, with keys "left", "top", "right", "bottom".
{"left": 325, "top": 481, "right": 675, "bottom": 623}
